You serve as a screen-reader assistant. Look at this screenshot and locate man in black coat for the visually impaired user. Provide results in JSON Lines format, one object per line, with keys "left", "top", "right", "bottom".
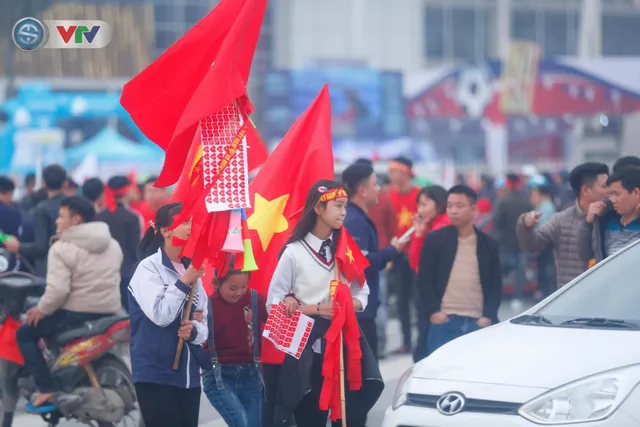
{"left": 342, "top": 163, "right": 404, "bottom": 361}
{"left": 95, "top": 175, "right": 141, "bottom": 312}
{"left": 416, "top": 185, "right": 502, "bottom": 354}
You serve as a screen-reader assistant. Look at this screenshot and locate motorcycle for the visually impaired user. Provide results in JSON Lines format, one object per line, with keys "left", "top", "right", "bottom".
{"left": 0, "top": 271, "right": 142, "bottom": 427}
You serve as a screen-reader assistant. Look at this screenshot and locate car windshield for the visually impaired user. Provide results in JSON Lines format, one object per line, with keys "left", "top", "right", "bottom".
{"left": 527, "top": 241, "right": 640, "bottom": 328}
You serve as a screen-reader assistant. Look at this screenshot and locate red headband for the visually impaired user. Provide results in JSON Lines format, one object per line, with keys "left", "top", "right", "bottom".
{"left": 318, "top": 187, "right": 348, "bottom": 202}
{"left": 104, "top": 185, "right": 132, "bottom": 212}
{"left": 388, "top": 160, "right": 413, "bottom": 175}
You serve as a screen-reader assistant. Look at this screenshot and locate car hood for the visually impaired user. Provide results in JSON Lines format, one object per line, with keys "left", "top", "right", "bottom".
{"left": 414, "top": 321, "right": 640, "bottom": 389}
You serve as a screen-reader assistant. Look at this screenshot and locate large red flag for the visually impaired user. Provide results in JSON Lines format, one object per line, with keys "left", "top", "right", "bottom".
{"left": 120, "top": 0, "right": 268, "bottom": 187}
{"left": 246, "top": 85, "right": 334, "bottom": 363}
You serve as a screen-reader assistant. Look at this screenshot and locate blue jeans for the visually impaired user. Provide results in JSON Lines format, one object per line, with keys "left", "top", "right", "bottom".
{"left": 427, "top": 315, "right": 479, "bottom": 354}
{"left": 202, "top": 364, "right": 262, "bottom": 427}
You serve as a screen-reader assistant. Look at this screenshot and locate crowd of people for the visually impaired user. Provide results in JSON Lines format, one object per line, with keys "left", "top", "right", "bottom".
{"left": 1, "top": 153, "right": 640, "bottom": 427}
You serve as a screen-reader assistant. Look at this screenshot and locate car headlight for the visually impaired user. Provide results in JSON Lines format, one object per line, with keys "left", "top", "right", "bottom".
{"left": 392, "top": 366, "right": 414, "bottom": 410}
{"left": 519, "top": 364, "right": 640, "bottom": 424}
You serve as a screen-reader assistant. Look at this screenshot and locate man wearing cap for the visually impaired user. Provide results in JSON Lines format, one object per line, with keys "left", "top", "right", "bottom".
{"left": 95, "top": 175, "right": 142, "bottom": 312}
{"left": 387, "top": 156, "right": 420, "bottom": 354}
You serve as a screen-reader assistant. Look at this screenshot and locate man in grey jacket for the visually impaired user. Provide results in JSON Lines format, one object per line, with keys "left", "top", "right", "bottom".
{"left": 517, "top": 162, "right": 609, "bottom": 288}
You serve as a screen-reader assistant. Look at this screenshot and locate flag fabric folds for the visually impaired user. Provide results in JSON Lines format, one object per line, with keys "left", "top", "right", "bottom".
{"left": 124, "top": 0, "right": 269, "bottom": 277}
{"left": 335, "top": 226, "right": 370, "bottom": 285}
{"left": 120, "top": 0, "right": 268, "bottom": 187}
{"left": 245, "top": 85, "right": 334, "bottom": 364}
{"left": 0, "top": 317, "right": 24, "bottom": 365}
{"left": 319, "top": 283, "right": 362, "bottom": 421}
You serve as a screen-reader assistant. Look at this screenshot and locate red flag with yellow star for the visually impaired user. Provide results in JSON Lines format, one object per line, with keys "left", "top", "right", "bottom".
{"left": 246, "top": 85, "right": 334, "bottom": 364}
{"left": 120, "top": 0, "right": 268, "bottom": 187}
{"left": 335, "top": 226, "right": 369, "bottom": 285}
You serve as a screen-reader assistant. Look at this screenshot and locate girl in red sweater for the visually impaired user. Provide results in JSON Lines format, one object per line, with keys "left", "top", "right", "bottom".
{"left": 201, "top": 261, "right": 267, "bottom": 427}
{"left": 408, "top": 185, "right": 450, "bottom": 272}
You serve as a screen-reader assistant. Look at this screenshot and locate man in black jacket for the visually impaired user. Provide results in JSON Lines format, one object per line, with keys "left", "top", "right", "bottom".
{"left": 95, "top": 175, "right": 141, "bottom": 312}
{"left": 342, "top": 163, "right": 404, "bottom": 361}
{"left": 4, "top": 165, "right": 67, "bottom": 276}
{"left": 417, "top": 185, "right": 502, "bottom": 354}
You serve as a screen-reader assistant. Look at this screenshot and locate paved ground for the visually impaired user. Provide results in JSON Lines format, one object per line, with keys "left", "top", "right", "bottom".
{"left": 12, "top": 301, "right": 530, "bottom": 427}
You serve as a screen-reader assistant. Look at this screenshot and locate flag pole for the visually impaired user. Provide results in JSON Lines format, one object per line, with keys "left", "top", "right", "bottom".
{"left": 335, "top": 266, "right": 347, "bottom": 427}
{"left": 173, "top": 279, "right": 198, "bottom": 370}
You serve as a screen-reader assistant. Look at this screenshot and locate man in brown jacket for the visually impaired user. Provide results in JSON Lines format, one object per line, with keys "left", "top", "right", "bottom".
{"left": 16, "top": 196, "right": 122, "bottom": 409}
{"left": 517, "top": 162, "right": 609, "bottom": 288}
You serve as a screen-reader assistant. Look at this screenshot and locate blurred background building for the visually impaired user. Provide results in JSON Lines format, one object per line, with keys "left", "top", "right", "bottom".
{"left": 1, "top": 0, "right": 640, "bottom": 180}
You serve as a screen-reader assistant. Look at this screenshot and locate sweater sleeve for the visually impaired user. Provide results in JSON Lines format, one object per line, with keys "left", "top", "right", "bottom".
{"left": 266, "top": 248, "right": 296, "bottom": 313}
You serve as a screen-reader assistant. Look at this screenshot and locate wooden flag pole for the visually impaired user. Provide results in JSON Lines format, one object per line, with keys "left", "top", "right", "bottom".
{"left": 335, "top": 267, "right": 347, "bottom": 427}
{"left": 173, "top": 281, "right": 198, "bottom": 370}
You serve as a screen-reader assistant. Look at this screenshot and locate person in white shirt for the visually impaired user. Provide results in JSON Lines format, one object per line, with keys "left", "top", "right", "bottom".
{"left": 265, "top": 179, "right": 383, "bottom": 427}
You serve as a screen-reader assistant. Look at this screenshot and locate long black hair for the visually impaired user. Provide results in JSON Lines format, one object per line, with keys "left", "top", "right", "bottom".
{"left": 136, "top": 202, "right": 183, "bottom": 262}
{"left": 279, "top": 179, "right": 344, "bottom": 258}
{"left": 417, "top": 185, "right": 448, "bottom": 216}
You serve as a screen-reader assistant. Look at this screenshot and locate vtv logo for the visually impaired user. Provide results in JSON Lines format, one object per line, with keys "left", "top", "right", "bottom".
{"left": 56, "top": 25, "right": 101, "bottom": 45}
{"left": 12, "top": 18, "right": 112, "bottom": 50}
{"left": 49, "top": 21, "right": 111, "bottom": 48}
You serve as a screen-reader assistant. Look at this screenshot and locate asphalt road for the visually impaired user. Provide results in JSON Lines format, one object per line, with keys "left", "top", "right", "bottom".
{"left": 13, "top": 302, "right": 530, "bottom": 427}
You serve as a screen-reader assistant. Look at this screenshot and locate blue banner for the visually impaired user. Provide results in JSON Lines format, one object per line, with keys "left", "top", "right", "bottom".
{"left": 262, "top": 68, "right": 407, "bottom": 142}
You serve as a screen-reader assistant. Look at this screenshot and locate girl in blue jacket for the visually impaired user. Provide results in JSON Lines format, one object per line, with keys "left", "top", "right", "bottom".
{"left": 128, "top": 202, "right": 209, "bottom": 427}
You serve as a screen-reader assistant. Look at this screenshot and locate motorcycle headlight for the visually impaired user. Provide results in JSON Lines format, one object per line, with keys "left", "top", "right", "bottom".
{"left": 519, "top": 364, "right": 640, "bottom": 424}
{"left": 392, "top": 366, "right": 415, "bottom": 410}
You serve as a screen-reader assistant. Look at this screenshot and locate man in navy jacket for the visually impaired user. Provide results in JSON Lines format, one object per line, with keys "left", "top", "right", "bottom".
{"left": 342, "top": 163, "right": 405, "bottom": 361}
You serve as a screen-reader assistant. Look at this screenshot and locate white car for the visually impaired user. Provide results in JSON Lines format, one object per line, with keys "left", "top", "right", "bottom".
{"left": 384, "top": 239, "right": 640, "bottom": 427}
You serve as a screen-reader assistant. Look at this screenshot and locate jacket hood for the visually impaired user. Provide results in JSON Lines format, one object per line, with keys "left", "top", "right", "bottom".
{"left": 58, "top": 222, "right": 113, "bottom": 253}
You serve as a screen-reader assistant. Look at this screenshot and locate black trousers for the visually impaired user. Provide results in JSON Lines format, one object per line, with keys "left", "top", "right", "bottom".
{"left": 135, "top": 382, "right": 201, "bottom": 427}
{"left": 16, "top": 310, "right": 105, "bottom": 393}
{"left": 294, "top": 354, "right": 368, "bottom": 427}
{"left": 391, "top": 254, "right": 416, "bottom": 350}
{"left": 358, "top": 318, "right": 378, "bottom": 362}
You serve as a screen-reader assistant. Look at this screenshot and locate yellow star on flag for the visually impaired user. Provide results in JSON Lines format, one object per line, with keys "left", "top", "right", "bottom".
{"left": 248, "top": 193, "right": 290, "bottom": 251}
{"left": 346, "top": 246, "right": 355, "bottom": 263}
{"left": 190, "top": 146, "right": 203, "bottom": 178}
{"left": 398, "top": 206, "right": 414, "bottom": 229}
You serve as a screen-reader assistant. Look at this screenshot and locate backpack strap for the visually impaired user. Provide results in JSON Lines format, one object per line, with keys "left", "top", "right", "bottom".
{"left": 206, "top": 298, "right": 218, "bottom": 367}
{"left": 206, "top": 297, "right": 225, "bottom": 390}
{"left": 250, "top": 289, "right": 260, "bottom": 364}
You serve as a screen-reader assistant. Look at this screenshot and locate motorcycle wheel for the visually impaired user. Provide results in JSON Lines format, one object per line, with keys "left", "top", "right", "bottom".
{"left": 92, "top": 356, "right": 144, "bottom": 427}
